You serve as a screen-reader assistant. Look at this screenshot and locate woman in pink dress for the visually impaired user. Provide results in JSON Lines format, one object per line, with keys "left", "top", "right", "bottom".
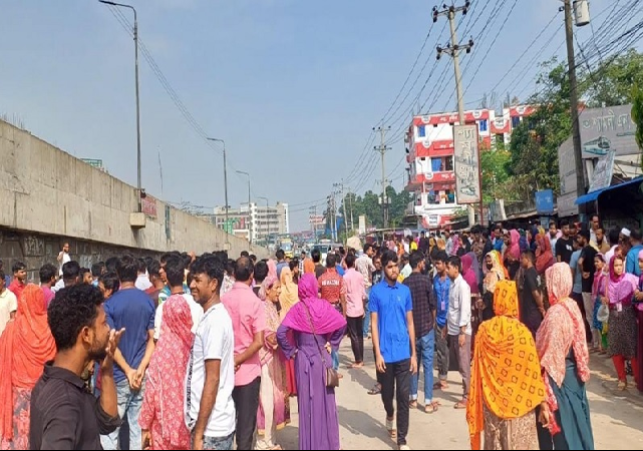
{"left": 139, "top": 295, "right": 194, "bottom": 450}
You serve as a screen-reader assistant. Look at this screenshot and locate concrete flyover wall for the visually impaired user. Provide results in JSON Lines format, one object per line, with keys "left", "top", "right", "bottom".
{"left": 0, "top": 120, "right": 269, "bottom": 276}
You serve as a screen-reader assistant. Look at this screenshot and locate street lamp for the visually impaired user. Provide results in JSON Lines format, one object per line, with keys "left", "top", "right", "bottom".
{"left": 99, "top": 0, "right": 142, "bottom": 205}
{"left": 236, "top": 170, "right": 251, "bottom": 244}
{"left": 257, "top": 196, "right": 269, "bottom": 244}
{"left": 206, "top": 138, "right": 229, "bottom": 244}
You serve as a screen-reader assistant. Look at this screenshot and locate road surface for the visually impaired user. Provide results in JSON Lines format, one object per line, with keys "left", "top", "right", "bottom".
{"left": 275, "top": 339, "right": 643, "bottom": 450}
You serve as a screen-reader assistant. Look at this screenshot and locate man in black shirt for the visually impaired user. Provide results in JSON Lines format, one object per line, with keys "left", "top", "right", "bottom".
{"left": 519, "top": 250, "right": 545, "bottom": 338}
{"left": 578, "top": 229, "right": 598, "bottom": 346}
{"left": 30, "top": 285, "right": 123, "bottom": 450}
{"left": 403, "top": 252, "right": 437, "bottom": 412}
{"left": 555, "top": 219, "right": 574, "bottom": 264}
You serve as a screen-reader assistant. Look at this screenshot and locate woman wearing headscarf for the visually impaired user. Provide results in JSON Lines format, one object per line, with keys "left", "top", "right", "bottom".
{"left": 467, "top": 280, "right": 544, "bottom": 450}
{"left": 479, "top": 251, "right": 505, "bottom": 322}
{"left": 140, "top": 295, "right": 194, "bottom": 450}
{"left": 279, "top": 267, "right": 299, "bottom": 319}
{"left": 592, "top": 253, "right": 608, "bottom": 354}
{"left": 276, "top": 274, "right": 347, "bottom": 450}
{"left": 256, "top": 275, "right": 290, "bottom": 451}
{"left": 535, "top": 233, "right": 555, "bottom": 276}
{"left": 504, "top": 230, "right": 521, "bottom": 280}
{"left": 537, "top": 263, "right": 594, "bottom": 450}
{"left": 604, "top": 255, "right": 639, "bottom": 390}
{"left": 451, "top": 233, "right": 462, "bottom": 257}
{"left": 0, "top": 285, "right": 56, "bottom": 450}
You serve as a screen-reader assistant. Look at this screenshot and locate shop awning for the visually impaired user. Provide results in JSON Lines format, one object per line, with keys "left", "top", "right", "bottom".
{"left": 575, "top": 177, "right": 643, "bottom": 205}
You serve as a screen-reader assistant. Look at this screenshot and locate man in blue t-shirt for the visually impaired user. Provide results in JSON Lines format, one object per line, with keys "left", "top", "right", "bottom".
{"left": 432, "top": 251, "right": 451, "bottom": 390}
{"left": 101, "top": 255, "right": 155, "bottom": 451}
{"left": 370, "top": 250, "right": 417, "bottom": 450}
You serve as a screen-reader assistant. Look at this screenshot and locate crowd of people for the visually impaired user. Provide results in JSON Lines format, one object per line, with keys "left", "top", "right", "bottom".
{"left": 0, "top": 212, "right": 639, "bottom": 450}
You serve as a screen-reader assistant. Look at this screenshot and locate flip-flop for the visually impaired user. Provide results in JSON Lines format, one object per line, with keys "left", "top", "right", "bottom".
{"left": 433, "top": 382, "right": 448, "bottom": 390}
{"left": 454, "top": 401, "right": 468, "bottom": 409}
{"left": 368, "top": 385, "right": 381, "bottom": 395}
{"left": 425, "top": 401, "right": 441, "bottom": 414}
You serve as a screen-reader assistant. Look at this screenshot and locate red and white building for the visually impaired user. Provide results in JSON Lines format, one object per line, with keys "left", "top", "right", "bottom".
{"left": 405, "top": 105, "right": 536, "bottom": 229}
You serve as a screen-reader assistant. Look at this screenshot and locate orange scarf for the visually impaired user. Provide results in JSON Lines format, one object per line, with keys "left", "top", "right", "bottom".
{"left": 467, "top": 280, "right": 545, "bottom": 450}
{"left": 0, "top": 285, "right": 56, "bottom": 441}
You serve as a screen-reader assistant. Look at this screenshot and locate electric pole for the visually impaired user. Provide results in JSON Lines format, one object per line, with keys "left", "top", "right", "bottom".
{"left": 348, "top": 188, "right": 355, "bottom": 232}
{"left": 374, "top": 126, "right": 392, "bottom": 229}
{"left": 434, "top": 2, "right": 476, "bottom": 224}
{"left": 434, "top": 2, "right": 474, "bottom": 124}
{"left": 563, "top": 0, "right": 585, "bottom": 198}
{"left": 334, "top": 180, "right": 349, "bottom": 242}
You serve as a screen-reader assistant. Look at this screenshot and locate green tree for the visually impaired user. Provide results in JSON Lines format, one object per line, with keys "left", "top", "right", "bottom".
{"left": 631, "top": 83, "right": 643, "bottom": 172}
{"left": 480, "top": 144, "right": 514, "bottom": 203}
{"left": 583, "top": 49, "right": 643, "bottom": 107}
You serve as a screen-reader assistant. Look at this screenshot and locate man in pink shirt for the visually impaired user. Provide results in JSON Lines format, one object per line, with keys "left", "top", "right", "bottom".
{"left": 39, "top": 263, "right": 57, "bottom": 308}
{"left": 221, "top": 256, "right": 265, "bottom": 450}
{"left": 343, "top": 253, "right": 367, "bottom": 368}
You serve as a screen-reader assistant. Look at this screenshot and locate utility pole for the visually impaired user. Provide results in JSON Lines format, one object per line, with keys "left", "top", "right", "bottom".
{"left": 563, "top": 0, "right": 586, "bottom": 199}
{"left": 374, "top": 126, "right": 392, "bottom": 229}
{"left": 334, "top": 180, "right": 349, "bottom": 242}
{"left": 348, "top": 188, "right": 355, "bottom": 232}
{"left": 435, "top": 2, "right": 476, "bottom": 224}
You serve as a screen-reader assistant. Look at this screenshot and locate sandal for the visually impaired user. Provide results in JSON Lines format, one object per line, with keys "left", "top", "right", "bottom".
{"left": 433, "top": 381, "right": 448, "bottom": 390}
{"left": 618, "top": 380, "right": 628, "bottom": 391}
{"left": 409, "top": 400, "right": 418, "bottom": 409}
{"left": 368, "top": 384, "right": 381, "bottom": 395}
{"left": 454, "top": 400, "right": 468, "bottom": 409}
{"left": 425, "top": 401, "right": 441, "bottom": 414}
{"left": 386, "top": 417, "right": 397, "bottom": 439}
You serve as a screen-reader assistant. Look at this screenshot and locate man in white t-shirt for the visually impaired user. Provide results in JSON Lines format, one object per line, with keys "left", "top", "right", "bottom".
{"left": 57, "top": 242, "right": 71, "bottom": 277}
{"left": 154, "top": 256, "right": 203, "bottom": 340}
{"left": 0, "top": 270, "right": 17, "bottom": 336}
{"left": 186, "top": 255, "right": 235, "bottom": 451}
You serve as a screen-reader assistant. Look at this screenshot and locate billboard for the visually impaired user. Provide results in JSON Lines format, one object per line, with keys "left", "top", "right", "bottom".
{"left": 453, "top": 124, "right": 481, "bottom": 204}
{"left": 535, "top": 190, "right": 555, "bottom": 215}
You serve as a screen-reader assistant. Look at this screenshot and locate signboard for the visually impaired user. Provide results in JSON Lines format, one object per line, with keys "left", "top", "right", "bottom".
{"left": 141, "top": 195, "right": 157, "bottom": 218}
{"left": 358, "top": 215, "right": 366, "bottom": 235}
{"left": 535, "top": 189, "right": 555, "bottom": 215}
{"left": 82, "top": 158, "right": 103, "bottom": 169}
{"left": 453, "top": 124, "right": 481, "bottom": 204}
{"left": 579, "top": 105, "right": 637, "bottom": 157}
{"left": 588, "top": 151, "right": 616, "bottom": 193}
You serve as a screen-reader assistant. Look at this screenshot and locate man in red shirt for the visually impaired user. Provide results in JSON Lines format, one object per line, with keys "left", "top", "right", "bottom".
{"left": 318, "top": 253, "right": 346, "bottom": 374}
{"left": 8, "top": 261, "right": 27, "bottom": 301}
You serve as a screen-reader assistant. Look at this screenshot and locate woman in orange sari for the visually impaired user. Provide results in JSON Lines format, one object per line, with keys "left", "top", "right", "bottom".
{"left": 0, "top": 285, "right": 56, "bottom": 450}
{"left": 467, "top": 280, "right": 545, "bottom": 450}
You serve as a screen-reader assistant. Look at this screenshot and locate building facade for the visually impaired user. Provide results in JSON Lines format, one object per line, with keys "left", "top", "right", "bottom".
{"left": 404, "top": 105, "right": 535, "bottom": 229}
{"left": 204, "top": 202, "right": 290, "bottom": 244}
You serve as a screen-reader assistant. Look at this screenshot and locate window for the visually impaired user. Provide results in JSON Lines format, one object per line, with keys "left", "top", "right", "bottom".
{"left": 418, "top": 125, "right": 426, "bottom": 138}
{"left": 479, "top": 119, "right": 488, "bottom": 132}
{"left": 445, "top": 156, "right": 454, "bottom": 172}
{"left": 511, "top": 116, "right": 521, "bottom": 128}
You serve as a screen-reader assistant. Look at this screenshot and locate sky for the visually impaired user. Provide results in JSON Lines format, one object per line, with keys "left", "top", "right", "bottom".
{"left": 0, "top": 0, "right": 627, "bottom": 231}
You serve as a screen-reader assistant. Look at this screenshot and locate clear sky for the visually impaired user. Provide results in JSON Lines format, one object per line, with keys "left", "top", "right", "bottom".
{"left": 0, "top": 0, "right": 628, "bottom": 230}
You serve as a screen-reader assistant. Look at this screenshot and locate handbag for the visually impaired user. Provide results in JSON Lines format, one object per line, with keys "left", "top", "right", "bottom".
{"left": 302, "top": 304, "right": 340, "bottom": 388}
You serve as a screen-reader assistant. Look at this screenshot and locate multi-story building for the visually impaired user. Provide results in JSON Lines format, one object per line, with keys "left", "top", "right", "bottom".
{"left": 404, "top": 105, "right": 535, "bottom": 229}
{"left": 203, "top": 202, "right": 290, "bottom": 244}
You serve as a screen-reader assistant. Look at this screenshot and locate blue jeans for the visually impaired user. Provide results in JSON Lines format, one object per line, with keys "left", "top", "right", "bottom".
{"left": 332, "top": 349, "right": 340, "bottom": 371}
{"left": 199, "top": 433, "right": 234, "bottom": 450}
{"left": 363, "top": 287, "right": 371, "bottom": 336}
{"left": 410, "top": 330, "right": 435, "bottom": 403}
{"left": 100, "top": 379, "right": 145, "bottom": 450}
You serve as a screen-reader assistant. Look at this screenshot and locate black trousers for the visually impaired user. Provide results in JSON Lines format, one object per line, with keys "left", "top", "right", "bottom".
{"left": 232, "top": 376, "right": 261, "bottom": 450}
{"left": 346, "top": 316, "right": 364, "bottom": 363}
{"left": 380, "top": 359, "right": 411, "bottom": 446}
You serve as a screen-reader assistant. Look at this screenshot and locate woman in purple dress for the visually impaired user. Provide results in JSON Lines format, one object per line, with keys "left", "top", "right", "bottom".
{"left": 276, "top": 274, "right": 347, "bottom": 450}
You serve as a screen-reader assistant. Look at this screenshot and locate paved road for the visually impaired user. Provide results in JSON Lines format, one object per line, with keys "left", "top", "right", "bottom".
{"left": 275, "top": 339, "right": 643, "bottom": 450}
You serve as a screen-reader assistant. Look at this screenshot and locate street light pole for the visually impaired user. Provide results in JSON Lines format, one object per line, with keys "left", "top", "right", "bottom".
{"left": 207, "top": 138, "right": 229, "bottom": 245}
{"left": 237, "top": 170, "right": 251, "bottom": 244}
{"left": 99, "top": 0, "right": 142, "bottom": 208}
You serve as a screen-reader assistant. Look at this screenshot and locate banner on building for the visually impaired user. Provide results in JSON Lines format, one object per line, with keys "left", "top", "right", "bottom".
{"left": 453, "top": 124, "right": 481, "bottom": 204}
{"left": 141, "top": 194, "right": 157, "bottom": 218}
{"left": 588, "top": 150, "right": 616, "bottom": 193}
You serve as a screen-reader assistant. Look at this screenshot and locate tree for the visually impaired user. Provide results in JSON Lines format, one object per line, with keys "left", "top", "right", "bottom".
{"left": 480, "top": 143, "right": 514, "bottom": 203}
{"left": 631, "top": 83, "right": 643, "bottom": 172}
{"left": 582, "top": 49, "right": 643, "bottom": 107}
